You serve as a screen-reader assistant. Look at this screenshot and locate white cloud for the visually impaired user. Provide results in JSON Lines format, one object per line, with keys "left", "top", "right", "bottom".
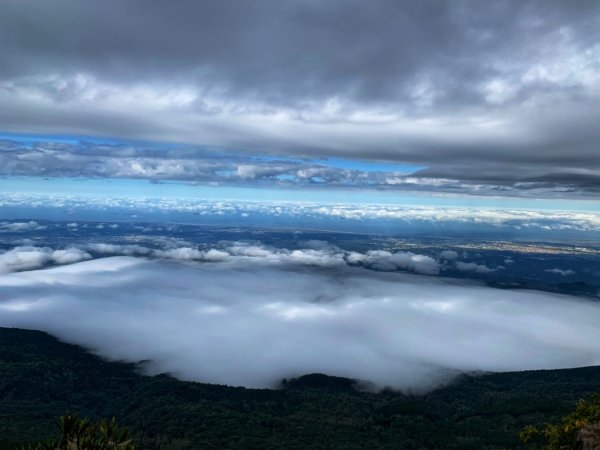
{"left": 455, "top": 261, "right": 497, "bottom": 274}
{"left": 0, "top": 247, "right": 50, "bottom": 272}
{"left": 351, "top": 250, "right": 440, "bottom": 275}
{"left": 0, "top": 241, "right": 445, "bottom": 278}
{"left": 155, "top": 247, "right": 204, "bottom": 261}
{"left": 545, "top": 268, "right": 576, "bottom": 276}
{"left": 440, "top": 250, "right": 459, "bottom": 261}
{"left": 0, "top": 221, "right": 47, "bottom": 232}
{"left": 1, "top": 256, "right": 599, "bottom": 391}
{"left": 0, "top": 246, "right": 92, "bottom": 272}
{"left": 86, "top": 243, "right": 152, "bottom": 256}
{"left": 2, "top": 194, "right": 600, "bottom": 235}
{"left": 51, "top": 248, "right": 92, "bottom": 265}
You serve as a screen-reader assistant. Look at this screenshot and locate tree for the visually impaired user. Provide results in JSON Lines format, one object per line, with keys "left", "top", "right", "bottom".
{"left": 20, "top": 414, "right": 135, "bottom": 450}
{"left": 520, "top": 393, "right": 600, "bottom": 449}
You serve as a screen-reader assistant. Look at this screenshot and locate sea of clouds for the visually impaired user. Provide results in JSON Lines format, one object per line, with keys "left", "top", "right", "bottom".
{"left": 1, "top": 247, "right": 599, "bottom": 391}
{"left": 2, "top": 197, "right": 600, "bottom": 236}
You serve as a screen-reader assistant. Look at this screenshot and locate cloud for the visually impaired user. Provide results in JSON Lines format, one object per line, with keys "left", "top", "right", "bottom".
{"left": 1, "top": 138, "right": 600, "bottom": 197}
{"left": 0, "top": 221, "right": 46, "bottom": 232}
{"left": 86, "top": 243, "right": 152, "bottom": 256}
{"left": 3, "top": 194, "right": 600, "bottom": 239}
{"left": 439, "top": 250, "right": 459, "bottom": 261}
{"left": 0, "top": 193, "right": 600, "bottom": 234}
{"left": 51, "top": 248, "right": 93, "bottom": 265}
{"left": 0, "top": 241, "right": 443, "bottom": 278}
{"left": 455, "top": 261, "right": 499, "bottom": 274}
{"left": 1, "top": 256, "right": 600, "bottom": 391}
{"left": 92, "top": 242, "right": 441, "bottom": 274}
{"left": 0, "top": 246, "right": 91, "bottom": 273}
{"left": 545, "top": 268, "right": 576, "bottom": 276}
{"left": 0, "top": 1, "right": 599, "bottom": 197}
{"left": 348, "top": 250, "right": 440, "bottom": 275}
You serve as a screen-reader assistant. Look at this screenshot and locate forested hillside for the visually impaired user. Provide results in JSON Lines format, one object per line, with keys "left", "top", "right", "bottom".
{"left": 2, "top": 327, "right": 600, "bottom": 449}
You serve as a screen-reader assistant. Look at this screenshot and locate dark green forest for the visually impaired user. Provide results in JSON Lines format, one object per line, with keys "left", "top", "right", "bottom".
{"left": 2, "top": 327, "right": 600, "bottom": 450}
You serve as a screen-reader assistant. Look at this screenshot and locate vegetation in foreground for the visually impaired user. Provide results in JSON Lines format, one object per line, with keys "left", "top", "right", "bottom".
{"left": 20, "top": 415, "right": 134, "bottom": 450}
{"left": 520, "top": 393, "right": 600, "bottom": 449}
{"left": 3, "top": 327, "right": 600, "bottom": 449}
{"left": 24, "top": 395, "right": 600, "bottom": 450}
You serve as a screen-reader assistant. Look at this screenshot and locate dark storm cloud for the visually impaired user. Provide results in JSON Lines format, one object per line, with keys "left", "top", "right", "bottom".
{"left": 0, "top": 0, "right": 599, "bottom": 196}
{"left": 1, "top": 0, "right": 597, "bottom": 104}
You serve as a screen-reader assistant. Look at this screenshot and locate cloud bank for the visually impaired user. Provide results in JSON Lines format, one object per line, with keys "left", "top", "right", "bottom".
{"left": 0, "top": 242, "right": 445, "bottom": 276}
{"left": 1, "top": 137, "right": 600, "bottom": 198}
{"left": 1, "top": 255, "right": 599, "bottom": 391}
{"left": 0, "top": 193, "right": 600, "bottom": 240}
{"left": 0, "top": 246, "right": 91, "bottom": 273}
{"left": 1, "top": 1, "right": 600, "bottom": 197}
{"left": 0, "top": 221, "right": 46, "bottom": 232}
{"left": 545, "top": 268, "right": 576, "bottom": 277}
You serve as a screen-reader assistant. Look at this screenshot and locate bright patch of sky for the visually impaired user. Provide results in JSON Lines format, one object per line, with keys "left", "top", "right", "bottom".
{"left": 3, "top": 176, "right": 600, "bottom": 213}
{"left": 2, "top": 132, "right": 600, "bottom": 213}
{"left": 3, "top": 132, "right": 600, "bottom": 202}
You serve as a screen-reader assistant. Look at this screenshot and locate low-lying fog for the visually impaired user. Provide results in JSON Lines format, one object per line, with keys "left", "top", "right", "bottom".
{"left": 1, "top": 253, "right": 599, "bottom": 391}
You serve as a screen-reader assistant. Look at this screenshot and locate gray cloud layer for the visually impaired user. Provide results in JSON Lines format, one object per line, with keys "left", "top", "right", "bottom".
{"left": 0, "top": 1, "right": 599, "bottom": 196}
{"left": 2, "top": 138, "right": 599, "bottom": 197}
{"left": 0, "top": 255, "right": 599, "bottom": 390}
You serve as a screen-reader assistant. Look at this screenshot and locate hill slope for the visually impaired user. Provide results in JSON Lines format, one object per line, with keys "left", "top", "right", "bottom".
{"left": 2, "top": 327, "right": 600, "bottom": 449}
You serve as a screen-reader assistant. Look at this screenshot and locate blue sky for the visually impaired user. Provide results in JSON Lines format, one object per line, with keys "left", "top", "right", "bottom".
{"left": 2, "top": 130, "right": 600, "bottom": 212}
{"left": 0, "top": 131, "right": 424, "bottom": 173}
{"left": 4, "top": 175, "right": 600, "bottom": 214}
{"left": 2, "top": 132, "right": 600, "bottom": 211}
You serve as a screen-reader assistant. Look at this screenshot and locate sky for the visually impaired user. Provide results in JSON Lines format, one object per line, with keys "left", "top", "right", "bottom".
{"left": 2, "top": 2, "right": 600, "bottom": 391}
{"left": 0, "top": 0, "right": 599, "bottom": 203}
